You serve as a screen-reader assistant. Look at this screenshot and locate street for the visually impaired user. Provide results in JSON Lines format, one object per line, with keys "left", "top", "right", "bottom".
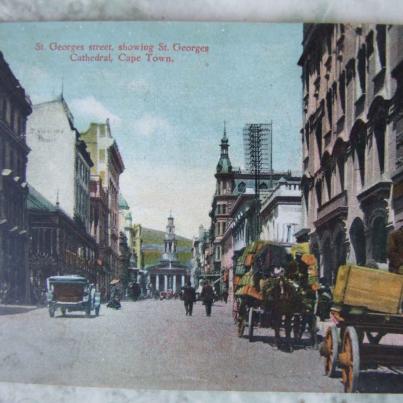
{"left": 0, "top": 300, "right": 402, "bottom": 393}
{"left": 0, "top": 300, "right": 337, "bottom": 392}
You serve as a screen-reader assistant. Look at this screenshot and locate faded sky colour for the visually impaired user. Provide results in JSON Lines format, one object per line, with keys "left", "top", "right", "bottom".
{"left": 0, "top": 22, "right": 302, "bottom": 238}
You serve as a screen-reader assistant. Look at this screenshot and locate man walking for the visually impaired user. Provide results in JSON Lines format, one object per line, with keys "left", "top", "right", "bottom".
{"left": 200, "top": 280, "right": 214, "bottom": 316}
{"left": 182, "top": 281, "right": 196, "bottom": 316}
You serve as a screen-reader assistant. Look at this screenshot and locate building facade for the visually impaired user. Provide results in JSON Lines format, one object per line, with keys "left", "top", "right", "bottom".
{"left": 28, "top": 186, "right": 97, "bottom": 294}
{"left": 260, "top": 177, "right": 302, "bottom": 246}
{"left": 209, "top": 125, "right": 301, "bottom": 298}
{"left": 26, "top": 96, "right": 93, "bottom": 233}
{"left": 298, "top": 24, "right": 403, "bottom": 284}
{"left": 0, "top": 52, "right": 32, "bottom": 303}
{"left": 89, "top": 175, "right": 110, "bottom": 289}
{"left": 132, "top": 224, "right": 144, "bottom": 270}
{"left": 147, "top": 214, "right": 190, "bottom": 293}
{"left": 81, "top": 119, "right": 125, "bottom": 278}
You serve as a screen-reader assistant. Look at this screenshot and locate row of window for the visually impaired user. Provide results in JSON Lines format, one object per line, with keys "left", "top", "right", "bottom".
{"left": 0, "top": 91, "right": 27, "bottom": 138}
{"left": 1, "top": 183, "right": 26, "bottom": 228}
{"left": 303, "top": 26, "right": 387, "bottom": 166}
{"left": 0, "top": 135, "right": 26, "bottom": 179}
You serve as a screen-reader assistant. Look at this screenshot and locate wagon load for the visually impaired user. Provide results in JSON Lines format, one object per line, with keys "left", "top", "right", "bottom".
{"left": 234, "top": 270, "right": 263, "bottom": 301}
{"left": 333, "top": 265, "right": 403, "bottom": 314}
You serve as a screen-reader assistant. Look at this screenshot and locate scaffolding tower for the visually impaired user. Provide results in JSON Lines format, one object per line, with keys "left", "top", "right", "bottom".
{"left": 243, "top": 122, "right": 274, "bottom": 239}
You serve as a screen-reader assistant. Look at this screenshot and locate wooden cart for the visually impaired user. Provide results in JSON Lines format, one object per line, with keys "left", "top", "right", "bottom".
{"left": 321, "top": 265, "right": 403, "bottom": 393}
{"left": 322, "top": 308, "right": 403, "bottom": 393}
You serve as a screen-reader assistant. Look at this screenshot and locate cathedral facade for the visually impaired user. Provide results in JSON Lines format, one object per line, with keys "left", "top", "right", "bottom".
{"left": 147, "top": 214, "right": 190, "bottom": 293}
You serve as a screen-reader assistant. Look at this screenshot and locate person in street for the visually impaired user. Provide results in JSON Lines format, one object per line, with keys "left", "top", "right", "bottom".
{"left": 107, "top": 281, "right": 122, "bottom": 309}
{"left": 222, "top": 286, "right": 229, "bottom": 304}
{"left": 182, "top": 281, "right": 196, "bottom": 316}
{"left": 200, "top": 280, "right": 214, "bottom": 316}
{"left": 387, "top": 222, "right": 403, "bottom": 274}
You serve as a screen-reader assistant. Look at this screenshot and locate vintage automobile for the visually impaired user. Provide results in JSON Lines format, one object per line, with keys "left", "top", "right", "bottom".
{"left": 46, "top": 275, "right": 101, "bottom": 318}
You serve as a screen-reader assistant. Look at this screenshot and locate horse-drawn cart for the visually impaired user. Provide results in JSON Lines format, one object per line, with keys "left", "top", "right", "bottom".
{"left": 234, "top": 241, "right": 319, "bottom": 351}
{"left": 321, "top": 265, "right": 403, "bottom": 393}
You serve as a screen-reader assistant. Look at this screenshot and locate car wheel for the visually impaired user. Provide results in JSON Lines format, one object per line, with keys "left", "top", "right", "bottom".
{"left": 49, "top": 306, "right": 56, "bottom": 318}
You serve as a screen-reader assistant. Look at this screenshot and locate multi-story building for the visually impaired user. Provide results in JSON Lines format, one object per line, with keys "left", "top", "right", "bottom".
{"left": 0, "top": 51, "right": 32, "bottom": 303}
{"left": 81, "top": 119, "right": 125, "bottom": 278}
{"left": 390, "top": 26, "right": 403, "bottom": 224}
{"left": 26, "top": 96, "right": 93, "bottom": 233}
{"left": 89, "top": 175, "right": 110, "bottom": 288}
{"left": 191, "top": 224, "right": 210, "bottom": 286}
{"left": 209, "top": 125, "right": 301, "bottom": 297}
{"left": 260, "top": 177, "right": 302, "bottom": 246}
{"left": 28, "top": 186, "right": 96, "bottom": 293}
{"left": 298, "top": 24, "right": 403, "bottom": 285}
{"left": 133, "top": 224, "right": 143, "bottom": 270}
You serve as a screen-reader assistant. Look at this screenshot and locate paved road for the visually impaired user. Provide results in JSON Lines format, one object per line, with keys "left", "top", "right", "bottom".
{"left": 0, "top": 300, "right": 401, "bottom": 392}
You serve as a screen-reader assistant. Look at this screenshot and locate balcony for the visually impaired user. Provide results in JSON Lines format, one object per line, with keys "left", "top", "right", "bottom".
{"left": 357, "top": 181, "right": 392, "bottom": 206}
{"left": 314, "top": 190, "right": 348, "bottom": 228}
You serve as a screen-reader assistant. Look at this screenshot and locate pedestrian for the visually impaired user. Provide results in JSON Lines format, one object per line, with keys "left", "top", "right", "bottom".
{"left": 182, "top": 281, "right": 196, "bottom": 316}
{"left": 200, "top": 280, "right": 214, "bottom": 316}
{"left": 222, "top": 286, "right": 229, "bottom": 304}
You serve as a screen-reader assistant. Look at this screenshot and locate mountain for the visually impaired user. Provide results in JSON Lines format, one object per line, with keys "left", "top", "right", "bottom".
{"left": 142, "top": 227, "right": 193, "bottom": 267}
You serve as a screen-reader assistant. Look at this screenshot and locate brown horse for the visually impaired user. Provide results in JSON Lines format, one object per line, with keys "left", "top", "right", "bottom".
{"left": 270, "top": 276, "right": 300, "bottom": 352}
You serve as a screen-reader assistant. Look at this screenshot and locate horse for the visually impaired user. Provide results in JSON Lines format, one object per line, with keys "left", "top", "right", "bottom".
{"left": 269, "top": 275, "right": 301, "bottom": 352}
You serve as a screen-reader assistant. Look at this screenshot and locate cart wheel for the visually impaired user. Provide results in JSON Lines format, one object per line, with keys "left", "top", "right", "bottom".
{"left": 323, "top": 326, "right": 339, "bottom": 377}
{"left": 237, "top": 318, "right": 245, "bottom": 337}
{"left": 340, "top": 326, "right": 360, "bottom": 393}
{"left": 248, "top": 308, "right": 254, "bottom": 342}
{"left": 61, "top": 307, "right": 66, "bottom": 316}
{"left": 49, "top": 306, "right": 55, "bottom": 318}
{"left": 95, "top": 306, "right": 100, "bottom": 317}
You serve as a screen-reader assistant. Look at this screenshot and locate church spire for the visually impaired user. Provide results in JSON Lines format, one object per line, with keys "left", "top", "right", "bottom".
{"left": 216, "top": 122, "right": 232, "bottom": 173}
{"left": 161, "top": 213, "right": 178, "bottom": 263}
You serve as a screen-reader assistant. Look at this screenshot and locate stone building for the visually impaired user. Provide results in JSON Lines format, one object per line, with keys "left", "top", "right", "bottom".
{"left": 209, "top": 125, "right": 301, "bottom": 298}
{"left": 89, "top": 175, "right": 110, "bottom": 289}
{"left": 28, "top": 186, "right": 97, "bottom": 293}
{"left": 147, "top": 214, "right": 190, "bottom": 293}
{"left": 260, "top": 177, "right": 302, "bottom": 247}
{"left": 26, "top": 96, "right": 93, "bottom": 233}
{"left": 0, "top": 51, "right": 32, "bottom": 303}
{"left": 81, "top": 120, "right": 125, "bottom": 278}
{"left": 209, "top": 126, "right": 278, "bottom": 280}
{"left": 191, "top": 224, "right": 210, "bottom": 286}
{"left": 298, "top": 24, "right": 403, "bottom": 284}
{"left": 390, "top": 26, "right": 403, "bottom": 225}
{"left": 133, "top": 224, "right": 144, "bottom": 270}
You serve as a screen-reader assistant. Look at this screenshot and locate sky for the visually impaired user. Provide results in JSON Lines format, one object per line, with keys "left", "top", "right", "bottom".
{"left": 0, "top": 21, "right": 302, "bottom": 238}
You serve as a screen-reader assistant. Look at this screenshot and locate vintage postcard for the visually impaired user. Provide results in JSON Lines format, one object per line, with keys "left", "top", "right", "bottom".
{"left": 0, "top": 9, "right": 403, "bottom": 403}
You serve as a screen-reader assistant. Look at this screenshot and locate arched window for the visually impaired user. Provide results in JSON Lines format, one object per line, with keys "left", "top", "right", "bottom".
{"left": 315, "top": 180, "right": 322, "bottom": 207}
{"left": 351, "top": 121, "right": 366, "bottom": 187}
{"left": 315, "top": 125, "right": 322, "bottom": 160}
{"left": 372, "top": 216, "right": 387, "bottom": 263}
{"left": 374, "top": 119, "right": 386, "bottom": 174}
{"left": 349, "top": 218, "right": 366, "bottom": 266}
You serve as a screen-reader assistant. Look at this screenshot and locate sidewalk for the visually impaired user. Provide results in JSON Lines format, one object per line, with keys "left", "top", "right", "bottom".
{"left": 0, "top": 304, "right": 39, "bottom": 316}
